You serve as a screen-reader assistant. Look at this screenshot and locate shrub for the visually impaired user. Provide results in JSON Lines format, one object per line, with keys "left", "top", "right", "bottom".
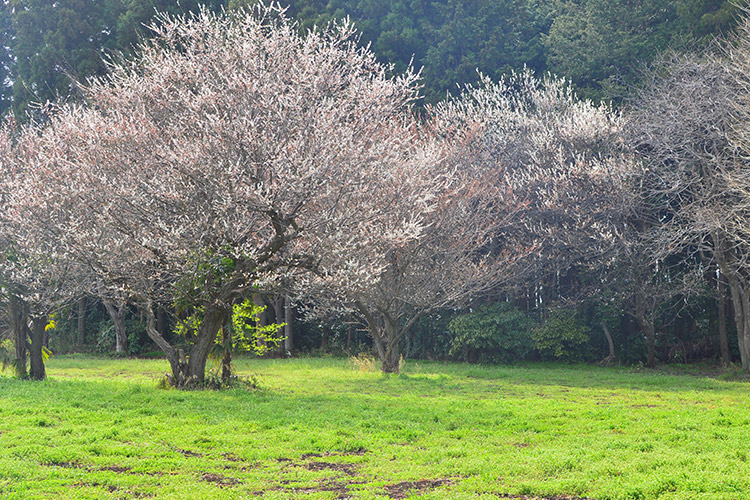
{"left": 448, "top": 303, "right": 534, "bottom": 363}
{"left": 532, "top": 308, "right": 589, "bottom": 361}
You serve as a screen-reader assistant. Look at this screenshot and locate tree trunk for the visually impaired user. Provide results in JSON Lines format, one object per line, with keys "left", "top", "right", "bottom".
{"left": 741, "top": 291, "right": 750, "bottom": 370}
{"left": 714, "top": 235, "right": 749, "bottom": 371}
{"left": 144, "top": 304, "right": 187, "bottom": 387}
{"left": 272, "top": 296, "right": 285, "bottom": 356}
{"left": 29, "top": 315, "right": 47, "bottom": 381}
{"left": 635, "top": 285, "right": 656, "bottom": 368}
{"left": 284, "top": 296, "right": 294, "bottom": 354}
{"left": 372, "top": 331, "right": 386, "bottom": 362}
{"left": 186, "top": 306, "right": 228, "bottom": 385}
{"left": 600, "top": 320, "right": 616, "bottom": 366}
{"left": 380, "top": 317, "right": 403, "bottom": 373}
{"left": 717, "top": 272, "right": 731, "bottom": 366}
{"left": 103, "top": 300, "right": 128, "bottom": 354}
{"left": 252, "top": 294, "right": 268, "bottom": 352}
{"left": 8, "top": 295, "right": 27, "bottom": 378}
{"left": 144, "top": 304, "right": 227, "bottom": 388}
{"left": 77, "top": 296, "right": 87, "bottom": 347}
{"left": 221, "top": 322, "right": 232, "bottom": 384}
{"left": 157, "top": 307, "right": 167, "bottom": 339}
{"left": 320, "top": 327, "right": 329, "bottom": 352}
{"left": 725, "top": 275, "right": 749, "bottom": 370}
{"left": 381, "top": 338, "right": 401, "bottom": 373}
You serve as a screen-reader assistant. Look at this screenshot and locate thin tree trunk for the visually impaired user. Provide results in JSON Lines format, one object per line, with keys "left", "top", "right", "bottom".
{"left": 717, "top": 273, "right": 730, "bottom": 366}
{"left": 77, "top": 297, "right": 87, "bottom": 347}
{"left": 252, "top": 294, "right": 268, "bottom": 352}
{"left": 29, "top": 315, "right": 47, "bottom": 380}
{"left": 273, "top": 296, "right": 285, "bottom": 355}
{"left": 103, "top": 300, "right": 128, "bottom": 354}
{"left": 144, "top": 304, "right": 187, "bottom": 387}
{"left": 8, "top": 295, "right": 27, "bottom": 378}
{"left": 221, "top": 321, "right": 232, "bottom": 384}
{"left": 320, "top": 327, "right": 329, "bottom": 352}
{"left": 635, "top": 285, "right": 656, "bottom": 368}
{"left": 284, "top": 296, "right": 294, "bottom": 354}
{"left": 742, "top": 291, "right": 750, "bottom": 370}
{"left": 600, "top": 320, "right": 616, "bottom": 366}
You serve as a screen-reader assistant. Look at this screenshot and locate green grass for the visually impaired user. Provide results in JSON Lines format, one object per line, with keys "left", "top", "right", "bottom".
{"left": 0, "top": 356, "right": 749, "bottom": 499}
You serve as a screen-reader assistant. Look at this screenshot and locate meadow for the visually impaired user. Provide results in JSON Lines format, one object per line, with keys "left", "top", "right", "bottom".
{"left": 0, "top": 356, "right": 749, "bottom": 499}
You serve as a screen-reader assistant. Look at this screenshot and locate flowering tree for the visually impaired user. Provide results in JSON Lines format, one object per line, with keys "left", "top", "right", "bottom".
{"left": 0, "top": 120, "right": 92, "bottom": 380}
{"left": 305, "top": 71, "right": 636, "bottom": 373}
{"left": 7, "top": 5, "right": 437, "bottom": 387}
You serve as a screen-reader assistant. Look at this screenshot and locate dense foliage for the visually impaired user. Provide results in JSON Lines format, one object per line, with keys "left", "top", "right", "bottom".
{"left": 448, "top": 303, "right": 534, "bottom": 363}
{"left": 2, "top": 0, "right": 747, "bottom": 117}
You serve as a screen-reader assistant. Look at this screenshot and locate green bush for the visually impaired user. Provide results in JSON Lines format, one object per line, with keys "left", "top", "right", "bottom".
{"left": 532, "top": 308, "right": 589, "bottom": 361}
{"left": 448, "top": 303, "right": 534, "bottom": 363}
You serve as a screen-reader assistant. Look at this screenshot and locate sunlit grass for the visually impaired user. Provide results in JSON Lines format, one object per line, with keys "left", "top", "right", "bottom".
{"left": 0, "top": 356, "right": 748, "bottom": 499}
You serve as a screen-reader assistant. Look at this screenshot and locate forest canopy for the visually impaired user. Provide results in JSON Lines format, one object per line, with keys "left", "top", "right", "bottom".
{"left": 1, "top": 0, "right": 747, "bottom": 117}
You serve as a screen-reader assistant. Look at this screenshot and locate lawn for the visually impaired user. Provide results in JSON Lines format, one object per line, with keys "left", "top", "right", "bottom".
{"left": 0, "top": 356, "right": 748, "bottom": 499}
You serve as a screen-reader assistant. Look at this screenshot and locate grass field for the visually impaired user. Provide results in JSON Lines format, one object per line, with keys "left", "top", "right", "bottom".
{"left": 0, "top": 356, "right": 749, "bottom": 499}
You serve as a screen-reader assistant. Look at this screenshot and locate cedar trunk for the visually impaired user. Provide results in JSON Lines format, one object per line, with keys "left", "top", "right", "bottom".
{"left": 283, "top": 296, "right": 294, "bottom": 353}
{"left": 717, "top": 274, "right": 730, "bottom": 366}
{"left": 635, "top": 286, "right": 656, "bottom": 368}
{"left": 8, "top": 295, "right": 27, "bottom": 378}
{"left": 77, "top": 297, "right": 86, "bottom": 346}
{"left": 29, "top": 315, "right": 47, "bottom": 380}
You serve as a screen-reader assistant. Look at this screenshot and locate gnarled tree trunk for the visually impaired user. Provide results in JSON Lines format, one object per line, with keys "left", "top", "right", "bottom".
{"left": 144, "top": 303, "right": 228, "bottom": 388}
{"left": 187, "top": 306, "right": 227, "bottom": 384}
{"left": 103, "top": 300, "right": 128, "bottom": 354}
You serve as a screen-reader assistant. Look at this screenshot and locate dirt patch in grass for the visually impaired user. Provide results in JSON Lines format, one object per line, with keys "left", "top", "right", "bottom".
{"left": 283, "top": 478, "right": 366, "bottom": 499}
{"left": 72, "top": 482, "right": 118, "bottom": 493}
{"left": 301, "top": 448, "right": 368, "bottom": 459}
{"left": 275, "top": 449, "right": 366, "bottom": 477}
{"left": 100, "top": 465, "right": 133, "bottom": 473}
{"left": 383, "top": 478, "right": 454, "bottom": 499}
{"left": 73, "top": 482, "right": 156, "bottom": 498}
{"left": 47, "top": 461, "right": 82, "bottom": 468}
{"left": 174, "top": 447, "right": 204, "bottom": 458}
{"left": 303, "top": 461, "right": 357, "bottom": 475}
{"left": 46, "top": 461, "right": 175, "bottom": 477}
{"left": 200, "top": 472, "right": 241, "bottom": 487}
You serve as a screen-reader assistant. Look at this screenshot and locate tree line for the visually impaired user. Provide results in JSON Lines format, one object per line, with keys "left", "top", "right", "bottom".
{"left": 2, "top": 2, "right": 750, "bottom": 386}
{"left": 1, "top": 0, "right": 747, "bottom": 118}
